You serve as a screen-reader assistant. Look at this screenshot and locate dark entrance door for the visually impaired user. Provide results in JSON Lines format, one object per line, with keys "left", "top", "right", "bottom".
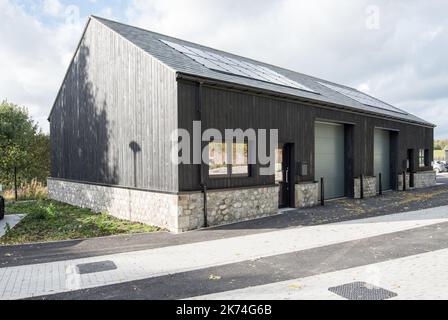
{"left": 407, "top": 149, "right": 415, "bottom": 187}
{"left": 276, "top": 143, "right": 294, "bottom": 208}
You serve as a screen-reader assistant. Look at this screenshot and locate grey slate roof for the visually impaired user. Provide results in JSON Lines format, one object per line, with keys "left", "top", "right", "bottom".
{"left": 92, "top": 16, "right": 434, "bottom": 127}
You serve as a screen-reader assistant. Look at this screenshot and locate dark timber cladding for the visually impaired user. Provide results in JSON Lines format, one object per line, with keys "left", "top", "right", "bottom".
{"left": 177, "top": 79, "right": 433, "bottom": 192}
{"left": 49, "top": 18, "right": 178, "bottom": 193}
{"left": 49, "top": 16, "right": 434, "bottom": 198}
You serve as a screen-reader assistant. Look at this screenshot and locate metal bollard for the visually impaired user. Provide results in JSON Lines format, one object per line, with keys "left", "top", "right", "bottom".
{"left": 320, "top": 177, "right": 325, "bottom": 206}
{"left": 379, "top": 173, "right": 383, "bottom": 195}
{"left": 360, "top": 175, "right": 364, "bottom": 199}
{"left": 201, "top": 183, "right": 208, "bottom": 228}
{"left": 403, "top": 171, "right": 407, "bottom": 191}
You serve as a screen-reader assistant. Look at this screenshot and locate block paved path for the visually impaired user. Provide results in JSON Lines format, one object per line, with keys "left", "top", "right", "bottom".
{"left": 1, "top": 205, "right": 448, "bottom": 300}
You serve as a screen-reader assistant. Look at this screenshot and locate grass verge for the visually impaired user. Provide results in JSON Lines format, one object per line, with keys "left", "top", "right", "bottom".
{"left": 1, "top": 199, "right": 161, "bottom": 245}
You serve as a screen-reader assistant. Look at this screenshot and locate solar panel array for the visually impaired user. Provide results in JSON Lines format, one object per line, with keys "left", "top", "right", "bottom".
{"left": 318, "top": 82, "right": 407, "bottom": 115}
{"left": 160, "top": 39, "right": 316, "bottom": 93}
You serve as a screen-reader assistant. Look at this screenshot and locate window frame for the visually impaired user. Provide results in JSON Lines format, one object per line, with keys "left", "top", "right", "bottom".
{"left": 418, "top": 149, "right": 426, "bottom": 168}
{"left": 207, "top": 141, "right": 229, "bottom": 178}
{"left": 207, "top": 140, "right": 251, "bottom": 179}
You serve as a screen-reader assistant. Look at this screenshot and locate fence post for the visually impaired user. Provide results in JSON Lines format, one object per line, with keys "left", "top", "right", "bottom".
{"left": 0, "top": 196, "right": 4, "bottom": 220}
{"left": 14, "top": 166, "right": 18, "bottom": 202}
{"left": 320, "top": 177, "right": 325, "bottom": 206}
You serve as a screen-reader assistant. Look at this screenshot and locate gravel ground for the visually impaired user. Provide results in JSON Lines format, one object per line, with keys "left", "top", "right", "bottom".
{"left": 283, "top": 185, "right": 448, "bottom": 227}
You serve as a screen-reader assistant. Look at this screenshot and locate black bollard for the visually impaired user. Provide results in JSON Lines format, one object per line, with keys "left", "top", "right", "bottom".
{"left": 403, "top": 171, "right": 407, "bottom": 191}
{"left": 360, "top": 175, "right": 364, "bottom": 199}
{"left": 379, "top": 173, "right": 383, "bottom": 195}
{"left": 320, "top": 177, "right": 325, "bottom": 206}
{"left": 201, "top": 183, "right": 208, "bottom": 228}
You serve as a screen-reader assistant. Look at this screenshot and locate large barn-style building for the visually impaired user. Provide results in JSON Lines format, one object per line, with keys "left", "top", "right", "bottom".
{"left": 48, "top": 16, "right": 436, "bottom": 232}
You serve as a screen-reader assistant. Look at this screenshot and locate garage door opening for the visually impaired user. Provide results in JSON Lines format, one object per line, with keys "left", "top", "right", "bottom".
{"left": 315, "top": 122, "right": 345, "bottom": 200}
{"left": 374, "top": 129, "right": 392, "bottom": 192}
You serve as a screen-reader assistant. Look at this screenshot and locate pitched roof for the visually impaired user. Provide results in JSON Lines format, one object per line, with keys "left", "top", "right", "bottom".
{"left": 92, "top": 16, "right": 434, "bottom": 127}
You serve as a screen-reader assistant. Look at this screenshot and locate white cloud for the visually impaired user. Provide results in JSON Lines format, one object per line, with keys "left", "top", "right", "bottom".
{"left": 98, "top": 7, "right": 113, "bottom": 19}
{"left": 42, "top": 0, "right": 63, "bottom": 17}
{"left": 2, "top": 0, "right": 448, "bottom": 137}
{"left": 125, "top": 0, "right": 448, "bottom": 136}
{"left": 0, "top": 0, "right": 84, "bottom": 133}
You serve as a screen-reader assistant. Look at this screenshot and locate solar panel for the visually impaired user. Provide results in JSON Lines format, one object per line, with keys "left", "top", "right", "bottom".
{"left": 160, "top": 39, "right": 316, "bottom": 93}
{"left": 318, "top": 82, "right": 408, "bottom": 115}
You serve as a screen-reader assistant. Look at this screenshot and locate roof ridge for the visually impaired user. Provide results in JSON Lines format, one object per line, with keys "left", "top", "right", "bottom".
{"left": 88, "top": 15, "right": 433, "bottom": 127}
{"left": 90, "top": 15, "right": 334, "bottom": 84}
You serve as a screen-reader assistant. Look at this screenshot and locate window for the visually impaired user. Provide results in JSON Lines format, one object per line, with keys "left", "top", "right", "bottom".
{"left": 231, "top": 143, "right": 249, "bottom": 176}
{"left": 208, "top": 141, "right": 249, "bottom": 177}
{"left": 208, "top": 142, "right": 228, "bottom": 176}
{"left": 419, "top": 149, "right": 426, "bottom": 167}
{"left": 275, "top": 147, "right": 283, "bottom": 182}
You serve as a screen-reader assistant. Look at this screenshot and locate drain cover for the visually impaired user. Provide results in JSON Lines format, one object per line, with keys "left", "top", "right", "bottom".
{"left": 329, "top": 282, "right": 397, "bottom": 300}
{"left": 76, "top": 260, "right": 117, "bottom": 274}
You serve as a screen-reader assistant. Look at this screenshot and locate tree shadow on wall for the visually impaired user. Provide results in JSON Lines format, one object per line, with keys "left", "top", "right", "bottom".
{"left": 53, "top": 43, "right": 119, "bottom": 210}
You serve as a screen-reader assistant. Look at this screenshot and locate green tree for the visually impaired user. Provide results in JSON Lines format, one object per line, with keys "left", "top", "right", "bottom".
{"left": 26, "top": 133, "right": 51, "bottom": 182}
{"left": 0, "top": 100, "right": 47, "bottom": 199}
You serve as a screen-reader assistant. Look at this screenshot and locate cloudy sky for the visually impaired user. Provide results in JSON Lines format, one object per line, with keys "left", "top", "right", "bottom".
{"left": 1, "top": 0, "right": 447, "bottom": 137}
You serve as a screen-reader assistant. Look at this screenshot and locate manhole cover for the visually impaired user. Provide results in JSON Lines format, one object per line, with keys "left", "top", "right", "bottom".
{"left": 76, "top": 260, "right": 117, "bottom": 274}
{"left": 329, "top": 282, "right": 397, "bottom": 300}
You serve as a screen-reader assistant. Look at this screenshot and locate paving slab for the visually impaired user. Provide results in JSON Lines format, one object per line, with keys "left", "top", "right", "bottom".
{"left": 1, "top": 206, "right": 448, "bottom": 300}
{"left": 0, "top": 215, "right": 25, "bottom": 238}
{"left": 2, "top": 185, "right": 448, "bottom": 268}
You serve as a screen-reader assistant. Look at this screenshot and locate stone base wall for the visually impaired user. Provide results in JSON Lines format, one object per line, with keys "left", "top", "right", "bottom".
{"left": 48, "top": 178, "right": 279, "bottom": 233}
{"left": 205, "top": 186, "right": 279, "bottom": 227}
{"left": 295, "top": 182, "right": 319, "bottom": 208}
{"left": 397, "top": 173, "right": 411, "bottom": 191}
{"left": 354, "top": 176, "right": 377, "bottom": 198}
{"left": 48, "top": 178, "right": 179, "bottom": 231}
{"left": 414, "top": 171, "right": 436, "bottom": 189}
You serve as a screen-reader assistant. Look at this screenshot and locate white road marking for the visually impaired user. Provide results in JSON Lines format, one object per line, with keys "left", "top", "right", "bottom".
{"left": 191, "top": 247, "right": 448, "bottom": 300}
{"left": 1, "top": 205, "right": 448, "bottom": 299}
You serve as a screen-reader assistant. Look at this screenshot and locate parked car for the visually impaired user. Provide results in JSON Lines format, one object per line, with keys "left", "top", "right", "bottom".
{"left": 432, "top": 161, "right": 447, "bottom": 173}
{"left": 441, "top": 161, "right": 448, "bottom": 170}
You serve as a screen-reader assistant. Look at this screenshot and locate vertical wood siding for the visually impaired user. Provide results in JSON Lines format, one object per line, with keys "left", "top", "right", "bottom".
{"left": 50, "top": 20, "right": 178, "bottom": 192}
{"left": 178, "top": 80, "right": 433, "bottom": 192}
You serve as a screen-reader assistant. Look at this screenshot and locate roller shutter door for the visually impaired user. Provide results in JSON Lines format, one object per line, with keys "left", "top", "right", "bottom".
{"left": 315, "top": 122, "right": 345, "bottom": 199}
{"left": 374, "top": 129, "right": 391, "bottom": 191}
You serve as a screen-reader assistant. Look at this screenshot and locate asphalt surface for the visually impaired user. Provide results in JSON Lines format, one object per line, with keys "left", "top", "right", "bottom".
{"left": 3, "top": 183, "right": 448, "bottom": 268}
{"left": 29, "top": 221, "right": 448, "bottom": 300}
{"left": 436, "top": 173, "right": 448, "bottom": 185}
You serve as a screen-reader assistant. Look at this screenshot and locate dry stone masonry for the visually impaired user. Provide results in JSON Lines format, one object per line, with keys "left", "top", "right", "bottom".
{"left": 48, "top": 170, "right": 437, "bottom": 233}
{"left": 48, "top": 178, "right": 179, "bottom": 231}
{"left": 48, "top": 178, "right": 278, "bottom": 233}
{"left": 295, "top": 182, "right": 319, "bottom": 208}
{"left": 205, "top": 186, "right": 279, "bottom": 227}
{"left": 397, "top": 173, "right": 411, "bottom": 191}
{"left": 413, "top": 171, "right": 436, "bottom": 188}
{"left": 354, "top": 176, "right": 377, "bottom": 198}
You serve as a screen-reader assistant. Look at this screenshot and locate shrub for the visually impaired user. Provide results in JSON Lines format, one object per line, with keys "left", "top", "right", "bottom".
{"left": 2, "top": 179, "right": 48, "bottom": 201}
